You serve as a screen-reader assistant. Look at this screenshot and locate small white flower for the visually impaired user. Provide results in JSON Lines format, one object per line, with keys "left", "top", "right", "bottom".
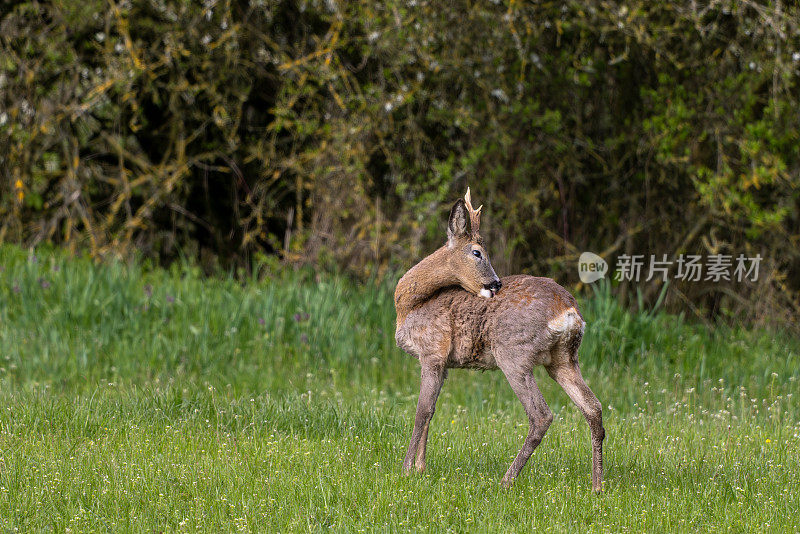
{"left": 793, "top": 52, "right": 800, "bottom": 62}
{"left": 95, "top": 32, "right": 105, "bottom": 42}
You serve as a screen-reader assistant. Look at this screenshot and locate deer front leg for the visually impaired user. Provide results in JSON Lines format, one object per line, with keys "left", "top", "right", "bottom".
{"left": 414, "top": 421, "right": 430, "bottom": 471}
{"left": 498, "top": 363, "right": 553, "bottom": 486}
{"left": 403, "top": 365, "right": 445, "bottom": 474}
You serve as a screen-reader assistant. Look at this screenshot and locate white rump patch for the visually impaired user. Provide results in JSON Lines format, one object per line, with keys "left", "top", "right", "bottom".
{"left": 547, "top": 307, "right": 585, "bottom": 334}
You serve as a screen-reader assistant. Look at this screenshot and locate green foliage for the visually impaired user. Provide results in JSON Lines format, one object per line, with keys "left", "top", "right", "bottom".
{"left": 1, "top": 244, "right": 799, "bottom": 531}
{"left": 2, "top": 1, "right": 800, "bottom": 322}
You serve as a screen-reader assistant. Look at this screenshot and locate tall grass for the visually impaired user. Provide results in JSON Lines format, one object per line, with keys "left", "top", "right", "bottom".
{"left": 0, "top": 244, "right": 798, "bottom": 531}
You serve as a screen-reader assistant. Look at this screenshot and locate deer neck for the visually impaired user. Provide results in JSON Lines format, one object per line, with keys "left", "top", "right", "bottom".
{"left": 394, "top": 245, "right": 458, "bottom": 325}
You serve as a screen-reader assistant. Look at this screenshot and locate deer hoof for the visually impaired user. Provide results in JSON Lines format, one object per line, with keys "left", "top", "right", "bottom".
{"left": 500, "top": 476, "right": 515, "bottom": 488}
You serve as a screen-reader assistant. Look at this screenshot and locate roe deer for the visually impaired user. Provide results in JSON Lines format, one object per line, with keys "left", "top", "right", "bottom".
{"left": 394, "top": 188, "right": 605, "bottom": 492}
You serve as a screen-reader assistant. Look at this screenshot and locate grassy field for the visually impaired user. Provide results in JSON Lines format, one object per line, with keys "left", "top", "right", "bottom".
{"left": 1, "top": 244, "right": 798, "bottom": 532}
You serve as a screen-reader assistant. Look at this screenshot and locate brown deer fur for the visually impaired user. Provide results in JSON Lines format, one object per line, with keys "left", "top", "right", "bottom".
{"left": 394, "top": 189, "right": 605, "bottom": 492}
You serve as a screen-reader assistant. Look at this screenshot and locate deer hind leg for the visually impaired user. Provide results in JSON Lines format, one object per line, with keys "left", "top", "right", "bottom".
{"left": 547, "top": 359, "right": 605, "bottom": 493}
{"left": 403, "top": 364, "right": 445, "bottom": 473}
{"left": 498, "top": 361, "right": 553, "bottom": 486}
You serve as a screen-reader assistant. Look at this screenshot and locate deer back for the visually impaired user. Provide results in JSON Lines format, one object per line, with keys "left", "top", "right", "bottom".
{"left": 396, "top": 275, "right": 584, "bottom": 371}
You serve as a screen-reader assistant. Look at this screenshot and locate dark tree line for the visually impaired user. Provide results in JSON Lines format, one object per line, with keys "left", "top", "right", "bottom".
{"left": 2, "top": 0, "right": 799, "bottom": 325}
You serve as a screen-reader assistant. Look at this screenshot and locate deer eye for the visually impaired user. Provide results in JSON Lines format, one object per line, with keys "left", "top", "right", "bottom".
{"left": 472, "top": 250, "right": 482, "bottom": 259}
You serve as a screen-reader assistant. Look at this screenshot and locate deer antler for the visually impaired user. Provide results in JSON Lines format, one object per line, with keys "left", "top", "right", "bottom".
{"left": 464, "top": 187, "right": 482, "bottom": 235}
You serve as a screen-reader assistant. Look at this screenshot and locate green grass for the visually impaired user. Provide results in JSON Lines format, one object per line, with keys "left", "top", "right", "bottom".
{"left": 0, "top": 244, "right": 798, "bottom": 532}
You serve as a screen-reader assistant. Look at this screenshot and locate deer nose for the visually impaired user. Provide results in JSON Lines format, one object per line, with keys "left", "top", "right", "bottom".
{"left": 489, "top": 279, "right": 502, "bottom": 291}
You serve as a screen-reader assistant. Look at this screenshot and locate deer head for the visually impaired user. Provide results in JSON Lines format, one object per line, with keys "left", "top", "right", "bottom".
{"left": 446, "top": 188, "right": 502, "bottom": 298}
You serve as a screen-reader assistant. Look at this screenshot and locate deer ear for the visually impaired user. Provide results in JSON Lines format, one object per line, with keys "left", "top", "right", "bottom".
{"left": 447, "top": 199, "right": 472, "bottom": 244}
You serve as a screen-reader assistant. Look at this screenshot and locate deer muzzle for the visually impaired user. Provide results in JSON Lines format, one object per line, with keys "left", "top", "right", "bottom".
{"left": 480, "top": 279, "right": 502, "bottom": 298}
